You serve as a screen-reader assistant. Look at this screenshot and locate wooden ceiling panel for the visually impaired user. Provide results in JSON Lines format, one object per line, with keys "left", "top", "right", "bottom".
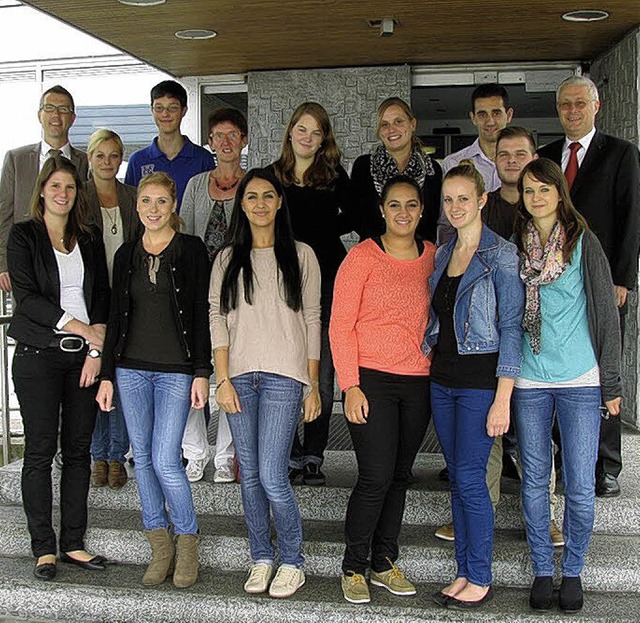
{"left": 22, "top": 1, "right": 640, "bottom": 76}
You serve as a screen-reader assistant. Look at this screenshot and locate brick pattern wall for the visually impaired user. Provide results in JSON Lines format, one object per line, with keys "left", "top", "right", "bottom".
{"left": 246, "top": 65, "right": 411, "bottom": 170}
{"left": 591, "top": 27, "right": 640, "bottom": 429}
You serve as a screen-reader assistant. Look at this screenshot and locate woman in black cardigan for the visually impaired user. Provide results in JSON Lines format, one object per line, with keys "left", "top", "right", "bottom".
{"left": 96, "top": 172, "right": 212, "bottom": 589}
{"left": 8, "top": 156, "right": 110, "bottom": 580}
{"left": 351, "top": 97, "right": 442, "bottom": 243}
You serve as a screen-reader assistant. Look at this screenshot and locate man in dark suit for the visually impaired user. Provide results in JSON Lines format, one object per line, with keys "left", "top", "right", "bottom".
{"left": 539, "top": 75, "right": 640, "bottom": 497}
{"left": 0, "top": 85, "right": 88, "bottom": 291}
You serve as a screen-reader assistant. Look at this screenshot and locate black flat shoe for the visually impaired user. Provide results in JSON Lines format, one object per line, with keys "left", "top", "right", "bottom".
{"left": 33, "top": 562, "right": 56, "bottom": 581}
{"left": 529, "top": 576, "right": 554, "bottom": 611}
{"left": 60, "top": 552, "right": 107, "bottom": 571}
{"left": 596, "top": 473, "right": 621, "bottom": 498}
{"left": 431, "top": 591, "right": 451, "bottom": 607}
{"left": 447, "top": 586, "right": 494, "bottom": 610}
{"left": 559, "top": 576, "right": 583, "bottom": 612}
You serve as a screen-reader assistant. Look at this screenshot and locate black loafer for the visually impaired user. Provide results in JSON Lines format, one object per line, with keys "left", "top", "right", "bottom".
{"left": 447, "top": 586, "right": 494, "bottom": 610}
{"left": 60, "top": 552, "right": 107, "bottom": 570}
{"left": 559, "top": 576, "right": 583, "bottom": 612}
{"left": 33, "top": 562, "right": 56, "bottom": 581}
{"left": 529, "top": 576, "right": 553, "bottom": 611}
{"left": 431, "top": 591, "right": 451, "bottom": 607}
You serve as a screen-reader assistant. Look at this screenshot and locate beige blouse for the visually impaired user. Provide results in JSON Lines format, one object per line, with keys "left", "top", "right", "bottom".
{"left": 209, "top": 242, "right": 321, "bottom": 394}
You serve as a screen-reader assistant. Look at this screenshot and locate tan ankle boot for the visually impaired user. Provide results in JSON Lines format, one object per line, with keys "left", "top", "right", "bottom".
{"left": 142, "top": 528, "right": 175, "bottom": 586}
{"left": 173, "top": 534, "right": 199, "bottom": 588}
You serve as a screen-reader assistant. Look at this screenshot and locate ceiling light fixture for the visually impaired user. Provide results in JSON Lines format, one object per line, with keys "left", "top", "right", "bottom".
{"left": 175, "top": 29, "right": 217, "bottom": 40}
{"left": 118, "top": 0, "right": 166, "bottom": 6}
{"left": 562, "top": 9, "right": 609, "bottom": 22}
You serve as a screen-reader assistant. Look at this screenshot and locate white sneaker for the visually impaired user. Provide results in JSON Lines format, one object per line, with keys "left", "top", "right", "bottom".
{"left": 214, "top": 465, "right": 236, "bottom": 483}
{"left": 268, "top": 565, "right": 305, "bottom": 598}
{"left": 244, "top": 563, "right": 274, "bottom": 594}
{"left": 185, "top": 454, "right": 210, "bottom": 483}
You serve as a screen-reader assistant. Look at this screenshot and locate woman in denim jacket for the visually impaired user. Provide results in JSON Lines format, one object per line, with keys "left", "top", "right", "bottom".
{"left": 422, "top": 161, "right": 524, "bottom": 610}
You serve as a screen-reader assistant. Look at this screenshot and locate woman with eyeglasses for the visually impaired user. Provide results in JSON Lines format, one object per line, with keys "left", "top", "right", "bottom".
{"left": 351, "top": 97, "right": 442, "bottom": 243}
{"left": 86, "top": 128, "right": 141, "bottom": 490}
{"left": 8, "top": 155, "right": 110, "bottom": 581}
{"left": 180, "top": 107, "right": 248, "bottom": 484}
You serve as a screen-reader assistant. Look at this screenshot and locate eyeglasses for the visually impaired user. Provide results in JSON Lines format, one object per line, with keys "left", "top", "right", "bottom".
{"left": 152, "top": 104, "right": 183, "bottom": 114}
{"left": 558, "top": 100, "right": 594, "bottom": 111}
{"left": 210, "top": 131, "right": 243, "bottom": 143}
{"left": 40, "top": 104, "right": 74, "bottom": 114}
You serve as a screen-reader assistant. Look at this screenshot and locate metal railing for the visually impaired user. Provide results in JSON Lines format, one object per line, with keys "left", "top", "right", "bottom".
{"left": 0, "top": 293, "right": 12, "bottom": 466}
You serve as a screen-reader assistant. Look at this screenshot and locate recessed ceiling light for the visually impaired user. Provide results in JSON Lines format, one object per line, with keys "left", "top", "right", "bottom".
{"left": 175, "top": 29, "right": 217, "bottom": 40}
{"left": 118, "top": 0, "right": 166, "bottom": 6}
{"left": 562, "top": 9, "right": 609, "bottom": 22}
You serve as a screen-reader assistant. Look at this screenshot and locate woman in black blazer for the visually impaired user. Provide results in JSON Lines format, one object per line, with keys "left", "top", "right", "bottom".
{"left": 8, "top": 156, "right": 110, "bottom": 580}
{"left": 351, "top": 97, "right": 442, "bottom": 243}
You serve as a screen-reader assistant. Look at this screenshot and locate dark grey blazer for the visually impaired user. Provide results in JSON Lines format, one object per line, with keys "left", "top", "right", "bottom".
{"left": 538, "top": 131, "right": 640, "bottom": 290}
{"left": 85, "top": 179, "right": 142, "bottom": 243}
{"left": 0, "top": 142, "right": 89, "bottom": 272}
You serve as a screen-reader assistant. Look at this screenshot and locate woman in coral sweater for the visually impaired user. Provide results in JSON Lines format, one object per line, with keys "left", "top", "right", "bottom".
{"left": 330, "top": 175, "right": 436, "bottom": 605}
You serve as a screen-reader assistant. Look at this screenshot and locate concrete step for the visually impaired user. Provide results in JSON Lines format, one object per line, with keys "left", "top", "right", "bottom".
{"left": 0, "top": 555, "right": 638, "bottom": 623}
{"left": 1, "top": 451, "right": 639, "bottom": 535}
{"left": 0, "top": 504, "right": 637, "bottom": 592}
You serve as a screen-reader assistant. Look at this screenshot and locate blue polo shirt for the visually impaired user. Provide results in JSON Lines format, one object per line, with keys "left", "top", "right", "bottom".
{"left": 125, "top": 136, "right": 214, "bottom": 210}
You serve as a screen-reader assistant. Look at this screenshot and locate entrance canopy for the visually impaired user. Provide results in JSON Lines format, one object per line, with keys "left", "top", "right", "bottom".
{"left": 21, "top": 1, "right": 640, "bottom": 76}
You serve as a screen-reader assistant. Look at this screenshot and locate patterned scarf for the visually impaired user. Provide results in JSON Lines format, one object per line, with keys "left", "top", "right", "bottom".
{"left": 520, "top": 220, "right": 567, "bottom": 354}
{"left": 370, "top": 144, "right": 436, "bottom": 196}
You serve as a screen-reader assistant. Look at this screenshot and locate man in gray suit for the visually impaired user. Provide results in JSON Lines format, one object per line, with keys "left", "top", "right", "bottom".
{"left": 0, "top": 85, "right": 88, "bottom": 291}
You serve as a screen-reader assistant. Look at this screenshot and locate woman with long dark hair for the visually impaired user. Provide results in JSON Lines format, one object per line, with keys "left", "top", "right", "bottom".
{"left": 513, "top": 158, "right": 621, "bottom": 613}
{"left": 210, "top": 167, "right": 321, "bottom": 598}
{"left": 8, "top": 155, "right": 110, "bottom": 580}
{"left": 271, "top": 101, "right": 354, "bottom": 485}
{"left": 96, "top": 172, "right": 212, "bottom": 589}
{"left": 330, "top": 175, "right": 436, "bottom": 604}
{"left": 423, "top": 161, "right": 524, "bottom": 610}
{"left": 351, "top": 97, "right": 441, "bottom": 242}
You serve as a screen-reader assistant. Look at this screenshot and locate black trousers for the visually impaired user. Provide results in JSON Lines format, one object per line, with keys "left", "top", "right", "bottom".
{"left": 342, "top": 368, "right": 430, "bottom": 574}
{"left": 13, "top": 344, "right": 97, "bottom": 557}
{"left": 290, "top": 320, "right": 335, "bottom": 466}
{"left": 597, "top": 306, "right": 625, "bottom": 477}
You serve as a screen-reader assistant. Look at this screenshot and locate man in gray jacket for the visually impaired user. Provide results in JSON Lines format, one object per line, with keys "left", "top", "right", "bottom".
{"left": 0, "top": 84, "right": 88, "bottom": 291}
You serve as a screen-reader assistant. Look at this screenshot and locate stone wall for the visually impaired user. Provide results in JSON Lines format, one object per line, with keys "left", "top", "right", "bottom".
{"left": 591, "top": 27, "right": 640, "bottom": 429}
{"left": 246, "top": 65, "right": 411, "bottom": 170}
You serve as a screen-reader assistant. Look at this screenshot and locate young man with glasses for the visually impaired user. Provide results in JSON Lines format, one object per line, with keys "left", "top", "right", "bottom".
{"left": 0, "top": 85, "right": 88, "bottom": 292}
{"left": 125, "top": 80, "right": 214, "bottom": 209}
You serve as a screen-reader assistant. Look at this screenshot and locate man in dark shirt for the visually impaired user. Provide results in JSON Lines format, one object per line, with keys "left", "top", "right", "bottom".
{"left": 483, "top": 126, "right": 538, "bottom": 239}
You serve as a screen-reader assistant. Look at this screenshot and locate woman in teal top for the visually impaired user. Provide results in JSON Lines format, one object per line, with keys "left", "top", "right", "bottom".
{"left": 512, "top": 158, "right": 621, "bottom": 614}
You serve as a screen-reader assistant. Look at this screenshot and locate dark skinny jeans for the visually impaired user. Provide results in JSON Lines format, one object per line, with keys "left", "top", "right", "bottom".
{"left": 342, "top": 368, "right": 430, "bottom": 574}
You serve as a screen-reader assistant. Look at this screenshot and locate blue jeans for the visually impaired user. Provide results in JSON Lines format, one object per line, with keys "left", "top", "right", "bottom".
{"left": 227, "top": 372, "right": 304, "bottom": 567}
{"left": 116, "top": 368, "right": 197, "bottom": 535}
{"left": 513, "top": 386, "right": 601, "bottom": 577}
{"left": 431, "top": 382, "right": 496, "bottom": 586}
{"left": 91, "top": 387, "right": 129, "bottom": 463}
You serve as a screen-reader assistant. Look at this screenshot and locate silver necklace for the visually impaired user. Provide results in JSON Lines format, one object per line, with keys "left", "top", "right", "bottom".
{"left": 103, "top": 208, "right": 118, "bottom": 235}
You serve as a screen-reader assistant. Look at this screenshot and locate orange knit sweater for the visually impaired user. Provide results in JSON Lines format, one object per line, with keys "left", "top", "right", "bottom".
{"left": 329, "top": 238, "right": 436, "bottom": 390}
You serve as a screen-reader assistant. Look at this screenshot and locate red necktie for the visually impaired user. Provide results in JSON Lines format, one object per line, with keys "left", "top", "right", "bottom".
{"left": 564, "top": 142, "right": 581, "bottom": 190}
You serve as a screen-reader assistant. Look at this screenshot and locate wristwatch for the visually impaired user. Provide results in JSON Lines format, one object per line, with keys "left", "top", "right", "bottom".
{"left": 87, "top": 348, "right": 102, "bottom": 359}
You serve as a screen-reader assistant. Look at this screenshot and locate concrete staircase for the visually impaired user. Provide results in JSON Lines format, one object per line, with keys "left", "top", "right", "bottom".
{"left": 0, "top": 436, "right": 639, "bottom": 622}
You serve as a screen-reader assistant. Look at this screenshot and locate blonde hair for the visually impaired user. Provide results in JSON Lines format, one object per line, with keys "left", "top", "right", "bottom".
{"left": 87, "top": 128, "right": 124, "bottom": 159}
{"left": 376, "top": 97, "right": 421, "bottom": 151}
{"left": 137, "top": 172, "right": 183, "bottom": 232}
{"left": 443, "top": 158, "right": 485, "bottom": 197}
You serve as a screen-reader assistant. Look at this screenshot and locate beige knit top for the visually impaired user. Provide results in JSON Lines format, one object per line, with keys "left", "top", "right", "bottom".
{"left": 209, "top": 242, "right": 321, "bottom": 394}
